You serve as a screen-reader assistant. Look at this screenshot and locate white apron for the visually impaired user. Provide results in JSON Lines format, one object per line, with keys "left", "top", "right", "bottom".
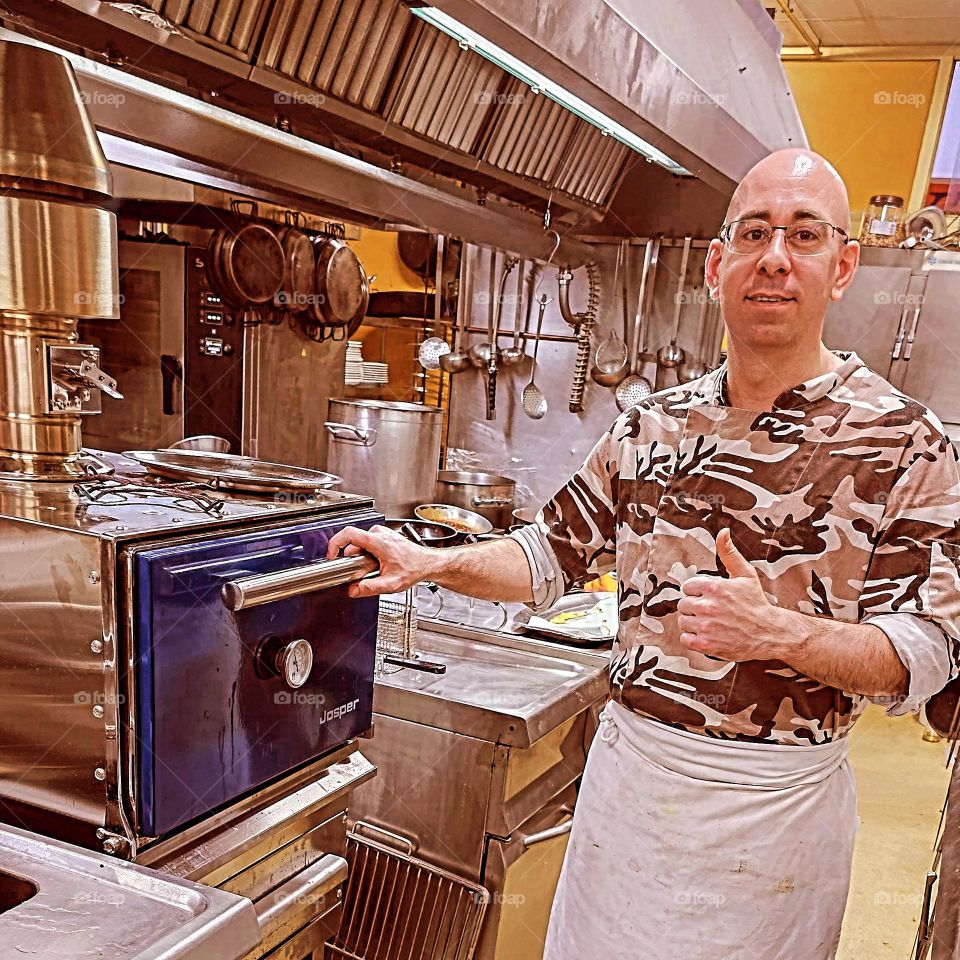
{"left": 544, "top": 701, "right": 857, "bottom": 960}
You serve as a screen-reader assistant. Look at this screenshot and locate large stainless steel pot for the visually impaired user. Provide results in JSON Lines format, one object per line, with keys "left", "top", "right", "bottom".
{"left": 435, "top": 471, "right": 515, "bottom": 529}
{"left": 325, "top": 400, "right": 442, "bottom": 517}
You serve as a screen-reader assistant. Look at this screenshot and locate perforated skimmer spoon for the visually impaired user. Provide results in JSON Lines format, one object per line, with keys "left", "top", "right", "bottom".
{"left": 522, "top": 294, "right": 550, "bottom": 419}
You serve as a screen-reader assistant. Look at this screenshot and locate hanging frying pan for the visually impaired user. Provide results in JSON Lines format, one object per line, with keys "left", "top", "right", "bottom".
{"left": 206, "top": 200, "right": 284, "bottom": 314}
{"left": 310, "top": 237, "right": 369, "bottom": 330}
{"left": 275, "top": 210, "right": 315, "bottom": 314}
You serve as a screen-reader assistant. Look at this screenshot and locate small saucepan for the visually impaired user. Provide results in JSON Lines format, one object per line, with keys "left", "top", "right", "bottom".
{"left": 414, "top": 503, "right": 493, "bottom": 538}
{"left": 384, "top": 518, "right": 459, "bottom": 547}
{"left": 510, "top": 506, "right": 539, "bottom": 528}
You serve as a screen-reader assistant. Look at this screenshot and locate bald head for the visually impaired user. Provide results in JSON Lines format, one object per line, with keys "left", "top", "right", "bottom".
{"left": 726, "top": 149, "right": 850, "bottom": 232}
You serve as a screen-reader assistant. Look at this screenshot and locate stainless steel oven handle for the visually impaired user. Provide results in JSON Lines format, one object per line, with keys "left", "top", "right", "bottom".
{"left": 221, "top": 554, "right": 378, "bottom": 611}
{"left": 253, "top": 852, "right": 348, "bottom": 935}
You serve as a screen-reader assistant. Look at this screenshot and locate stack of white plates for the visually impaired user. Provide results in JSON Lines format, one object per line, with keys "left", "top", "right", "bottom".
{"left": 344, "top": 341, "right": 364, "bottom": 385}
{"left": 360, "top": 361, "right": 389, "bottom": 384}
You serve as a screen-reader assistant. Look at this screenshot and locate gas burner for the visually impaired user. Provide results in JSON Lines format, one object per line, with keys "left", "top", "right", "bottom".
{"left": 73, "top": 476, "right": 226, "bottom": 516}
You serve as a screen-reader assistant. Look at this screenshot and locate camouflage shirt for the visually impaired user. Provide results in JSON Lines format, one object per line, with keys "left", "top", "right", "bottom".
{"left": 525, "top": 353, "right": 960, "bottom": 745}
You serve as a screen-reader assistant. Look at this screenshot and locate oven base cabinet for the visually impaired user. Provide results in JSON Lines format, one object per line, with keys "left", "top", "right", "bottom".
{"left": 140, "top": 749, "right": 375, "bottom": 960}
{"left": 348, "top": 709, "right": 597, "bottom": 960}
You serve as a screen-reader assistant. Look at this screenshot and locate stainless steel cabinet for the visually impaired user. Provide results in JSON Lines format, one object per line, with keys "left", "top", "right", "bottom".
{"left": 823, "top": 247, "right": 960, "bottom": 440}
{"left": 822, "top": 247, "right": 924, "bottom": 377}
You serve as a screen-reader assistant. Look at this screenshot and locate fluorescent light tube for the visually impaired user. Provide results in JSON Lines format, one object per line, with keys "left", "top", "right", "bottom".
{"left": 411, "top": 6, "right": 690, "bottom": 176}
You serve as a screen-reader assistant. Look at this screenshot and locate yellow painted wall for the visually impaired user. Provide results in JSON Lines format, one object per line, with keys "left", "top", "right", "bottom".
{"left": 350, "top": 227, "right": 425, "bottom": 293}
{"left": 784, "top": 60, "right": 939, "bottom": 225}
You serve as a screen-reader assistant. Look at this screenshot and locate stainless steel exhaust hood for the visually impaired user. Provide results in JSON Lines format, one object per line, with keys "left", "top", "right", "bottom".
{"left": 0, "top": 0, "right": 805, "bottom": 243}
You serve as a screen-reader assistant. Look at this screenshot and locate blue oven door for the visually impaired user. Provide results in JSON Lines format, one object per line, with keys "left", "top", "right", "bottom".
{"left": 131, "top": 513, "right": 380, "bottom": 838}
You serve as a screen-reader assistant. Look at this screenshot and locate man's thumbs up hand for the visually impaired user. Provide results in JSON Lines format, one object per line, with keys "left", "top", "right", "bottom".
{"left": 716, "top": 528, "right": 760, "bottom": 581}
{"left": 678, "top": 530, "right": 791, "bottom": 662}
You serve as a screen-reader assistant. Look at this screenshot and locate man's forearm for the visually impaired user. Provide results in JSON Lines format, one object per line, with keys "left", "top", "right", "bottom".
{"left": 773, "top": 610, "right": 909, "bottom": 699}
{"left": 421, "top": 536, "right": 534, "bottom": 602}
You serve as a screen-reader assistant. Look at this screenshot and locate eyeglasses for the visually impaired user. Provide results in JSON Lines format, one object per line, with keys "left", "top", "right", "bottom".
{"left": 719, "top": 219, "right": 850, "bottom": 257}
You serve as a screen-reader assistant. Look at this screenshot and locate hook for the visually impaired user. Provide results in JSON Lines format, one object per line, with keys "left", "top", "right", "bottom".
{"left": 533, "top": 229, "right": 562, "bottom": 301}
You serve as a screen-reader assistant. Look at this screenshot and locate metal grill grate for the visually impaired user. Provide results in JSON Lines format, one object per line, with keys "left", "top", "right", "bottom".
{"left": 326, "top": 823, "right": 490, "bottom": 960}
{"left": 375, "top": 591, "right": 416, "bottom": 675}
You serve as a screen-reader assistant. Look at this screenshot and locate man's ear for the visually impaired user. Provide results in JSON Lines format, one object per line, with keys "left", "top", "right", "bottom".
{"left": 704, "top": 238, "right": 724, "bottom": 300}
{"left": 830, "top": 239, "right": 860, "bottom": 302}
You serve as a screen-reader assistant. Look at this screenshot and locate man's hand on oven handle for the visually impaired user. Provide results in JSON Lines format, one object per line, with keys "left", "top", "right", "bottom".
{"left": 326, "top": 525, "right": 536, "bottom": 602}
{"left": 677, "top": 529, "right": 909, "bottom": 699}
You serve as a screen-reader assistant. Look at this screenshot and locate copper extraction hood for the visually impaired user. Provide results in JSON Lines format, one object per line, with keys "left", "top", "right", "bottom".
{"left": 0, "top": 0, "right": 805, "bottom": 245}
{"left": 0, "top": 39, "right": 120, "bottom": 479}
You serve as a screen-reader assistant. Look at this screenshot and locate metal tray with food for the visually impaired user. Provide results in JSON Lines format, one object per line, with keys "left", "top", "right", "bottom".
{"left": 512, "top": 592, "right": 618, "bottom": 647}
{"left": 124, "top": 449, "right": 343, "bottom": 493}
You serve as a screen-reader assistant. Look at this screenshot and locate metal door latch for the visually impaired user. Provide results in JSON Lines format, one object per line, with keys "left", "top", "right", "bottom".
{"left": 46, "top": 344, "right": 123, "bottom": 414}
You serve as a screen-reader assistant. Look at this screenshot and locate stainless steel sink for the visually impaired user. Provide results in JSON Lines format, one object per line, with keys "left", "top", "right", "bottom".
{"left": 0, "top": 868, "right": 37, "bottom": 913}
{"left": 0, "top": 823, "right": 260, "bottom": 958}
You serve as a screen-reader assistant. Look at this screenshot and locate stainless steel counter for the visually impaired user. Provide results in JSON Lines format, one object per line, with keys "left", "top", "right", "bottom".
{"left": 0, "top": 821, "right": 260, "bottom": 959}
{"left": 351, "top": 612, "right": 609, "bottom": 960}
{"left": 374, "top": 620, "right": 608, "bottom": 748}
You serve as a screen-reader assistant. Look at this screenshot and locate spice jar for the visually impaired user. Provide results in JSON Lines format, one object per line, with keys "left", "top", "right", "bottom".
{"left": 859, "top": 195, "right": 907, "bottom": 247}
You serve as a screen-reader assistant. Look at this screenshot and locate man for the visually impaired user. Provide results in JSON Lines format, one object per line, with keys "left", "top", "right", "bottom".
{"left": 328, "top": 149, "right": 960, "bottom": 958}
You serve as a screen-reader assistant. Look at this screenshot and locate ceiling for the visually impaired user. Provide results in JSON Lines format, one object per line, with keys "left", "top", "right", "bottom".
{"left": 769, "top": 0, "right": 960, "bottom": 49}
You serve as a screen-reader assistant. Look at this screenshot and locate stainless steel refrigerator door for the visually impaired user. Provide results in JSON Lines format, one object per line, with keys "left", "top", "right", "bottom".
{"left": 821, "top": 247, "right": 924, "bottom": 378}
{"left": 889, "top": 267, "right": 960, "bottom": 440}
{"left": 79, "top": 239, "right": 186, "bottom": 451}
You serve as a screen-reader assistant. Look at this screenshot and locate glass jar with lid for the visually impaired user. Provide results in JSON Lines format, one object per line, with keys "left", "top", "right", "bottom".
{"left": 859, "top": 194, "right": 907, "bottom": 247}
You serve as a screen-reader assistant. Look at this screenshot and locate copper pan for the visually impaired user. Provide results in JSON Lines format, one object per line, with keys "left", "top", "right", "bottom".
{"left": 310, "top": 237, "right": 369, "bottom": 331}
{"left": 275, "top": 210, "right": 315, "bottom": 314}
{"left": 206, "top": 201, "right": 284, "bottom": 314}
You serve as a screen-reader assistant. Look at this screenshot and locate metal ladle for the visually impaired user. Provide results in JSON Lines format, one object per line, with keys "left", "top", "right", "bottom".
{"left": 678, "top": 267, "right": 710, "bottom": 383}
{"left": 501, "top": 259, "right": 527, "bottom": 367}
{"left": 592, "top": 239, "right": 630, "bottom": 387}
{"left": 522, "top": 295, "right": 550, "bottom": 420}
{"left": 657, "top": 235, "right": 692, "bottom": 373}
{"left": 469, "top": 251, "right": 498, "bottom": 368}
{"left": 615, "top": 238, "right": 658, "bottom": 411}
{"left": 440, "top": 244, "right": 472, "bottom": 374}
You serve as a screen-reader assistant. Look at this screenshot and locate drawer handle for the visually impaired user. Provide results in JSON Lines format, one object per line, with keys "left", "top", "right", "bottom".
{"left": 254, "top": 853, "right": 347, "bottom": 935}
{"left": 221, "top": 554, "right": 378, "bottom": 611}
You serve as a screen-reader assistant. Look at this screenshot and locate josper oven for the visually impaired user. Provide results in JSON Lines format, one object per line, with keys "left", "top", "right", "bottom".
{"left": 0, "top": 466, "right": 382, "bottom": 853}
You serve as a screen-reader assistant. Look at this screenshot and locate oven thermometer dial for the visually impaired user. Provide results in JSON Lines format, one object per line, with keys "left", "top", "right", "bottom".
{"left": 276, "top": 638, "right": 314, "bottom": 689}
